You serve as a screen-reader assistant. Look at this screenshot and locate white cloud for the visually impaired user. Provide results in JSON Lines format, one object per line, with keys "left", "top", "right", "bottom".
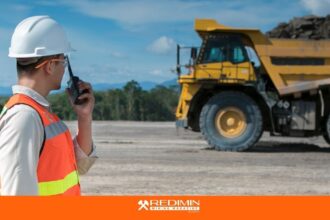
{"left": 34, "top": 1, "right": 59, "bottom": 6}
{"left": 109, "top": 51, "right": 125, "bottom": 58}
{"left": 0, "top": 27, "right": 17, "bottom": 87}
{"left": 149, "top": 69, "right": 163, "bottom": 76}
{"left": 10, "top": 4, "right": 31, "bottom": 12}
{"left": 68, "top": 63, "right": 172, "bottom": 84}
{"left": 301, "top": 0, "right": 330, "bottom": 15}
{"left": 59, "top": 0, "right": 205, "bottom": 25}
{"left": 57, "top": 0, "right": 303, "bottom": 29}
{"left": 65, "top": 28, "right": 126, "bottom": 62}
{"left": 0, "top": 3, "right": 32, "bottom": 25}
{"left": 64, "top": 63, "right": 136, "bottom": 84}
{"left": 147, "top": 36, "right": 176, "bottom": 55}
{"left": 0, "top": 27, "right": 11, "bottom": 41}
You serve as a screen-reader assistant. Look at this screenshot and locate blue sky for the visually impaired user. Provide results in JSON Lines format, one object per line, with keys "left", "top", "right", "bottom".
{"left": 0, "top": 0, "right": 329, "bottom": 87}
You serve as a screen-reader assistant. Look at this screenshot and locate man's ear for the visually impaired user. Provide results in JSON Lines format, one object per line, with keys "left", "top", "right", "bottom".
{"left": 44, "top": 61, "right": 55, "bottom": 75}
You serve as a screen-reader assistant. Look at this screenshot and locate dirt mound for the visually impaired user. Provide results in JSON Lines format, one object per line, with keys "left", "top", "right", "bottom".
{"left": 266, "top": 15, "right": 330, "bottom": 39}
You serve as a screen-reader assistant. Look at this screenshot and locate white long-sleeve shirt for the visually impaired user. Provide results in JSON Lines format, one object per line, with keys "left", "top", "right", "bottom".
{"left": 0, "top": 85, "right": 97, "bottom": 195}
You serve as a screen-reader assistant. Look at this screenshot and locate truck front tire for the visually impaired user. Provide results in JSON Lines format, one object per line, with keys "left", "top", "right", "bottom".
{"left": 200, "top": 91, "right": 263, "bottom": 151}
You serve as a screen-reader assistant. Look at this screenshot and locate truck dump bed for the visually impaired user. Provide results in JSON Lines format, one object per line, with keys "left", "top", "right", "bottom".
{"left": 195, "top": 19, "right": 330, "bottom": 95}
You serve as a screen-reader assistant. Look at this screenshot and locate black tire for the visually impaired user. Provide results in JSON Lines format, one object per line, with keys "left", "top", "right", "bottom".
{"left": 323, "top": 114, "right": 330, "bottom": 144}
{"left": 199, "top": 91, "right": 263, "bottom": 151}
{"left": 189, "top": 113, "right": 200, "bottom": 132}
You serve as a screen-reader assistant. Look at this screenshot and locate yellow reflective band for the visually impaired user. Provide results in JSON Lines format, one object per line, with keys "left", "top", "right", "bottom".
{"left": 0, "top": 106, "right": 8, "bottom": 118}
{"left": 38, "top": 170, "right": 79, "bottom": 196}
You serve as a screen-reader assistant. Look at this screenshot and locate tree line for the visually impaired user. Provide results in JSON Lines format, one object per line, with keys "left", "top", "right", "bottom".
{"left": 0, "top": 80, "right": 180, "bottom": 121}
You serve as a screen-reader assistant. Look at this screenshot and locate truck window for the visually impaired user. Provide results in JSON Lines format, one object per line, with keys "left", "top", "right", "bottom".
{"left": 205, "top": 47, "right": 226, "bottom": 63}
{"left": 245, "top": 46, "right": 261, "bottom": 67}
{"left": 199, "top": 34, "right": 249, "bottom": 64}
{"left": 200, "top": 38, "right": 228, "bottom": 63}
{"left": 232, "top": 46, "right": 246, "bottom": 63}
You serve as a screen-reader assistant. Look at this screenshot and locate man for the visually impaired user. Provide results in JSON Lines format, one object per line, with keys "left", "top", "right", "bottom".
{"left": 0, "top": 16, "right": 97, "bottom": 195}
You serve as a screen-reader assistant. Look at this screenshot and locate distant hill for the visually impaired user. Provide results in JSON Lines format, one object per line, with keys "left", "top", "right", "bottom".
{"left": 0, "top": 79, "right": 179, "bottom": 96}
{"left": 160, "top": 78, "right": 177, "bottom": 87}
{"left": 93, "top": 81, "right": 156, "bottom": 91}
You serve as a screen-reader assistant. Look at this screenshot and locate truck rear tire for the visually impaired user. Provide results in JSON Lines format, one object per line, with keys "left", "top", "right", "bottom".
{"left": 323, "top": 114, "right": 330, "bottom": 144}
{"left": 200, "top": 91, "right": 263, "bottom": 151}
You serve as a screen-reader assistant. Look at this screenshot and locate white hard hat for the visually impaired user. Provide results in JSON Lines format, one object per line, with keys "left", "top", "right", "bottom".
{"left": 9, "top": 15, "right": 74, "bottom": 58}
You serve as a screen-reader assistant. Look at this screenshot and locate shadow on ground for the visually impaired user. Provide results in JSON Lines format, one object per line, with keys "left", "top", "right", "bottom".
{"left": 248, "top": 141, "right": 330, "bottom": 153}
{"left": 202, "top": 141, "right": 330, "bottom": 153}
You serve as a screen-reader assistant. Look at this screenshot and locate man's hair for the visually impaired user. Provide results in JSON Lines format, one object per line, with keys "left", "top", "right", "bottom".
{"left": 16, "top": 54, "right": 61, "bottom": 77}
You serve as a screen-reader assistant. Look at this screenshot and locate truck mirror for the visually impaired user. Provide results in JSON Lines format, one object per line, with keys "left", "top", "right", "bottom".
{"left": 191, "top": 47, "right": 197, "bottom": 60}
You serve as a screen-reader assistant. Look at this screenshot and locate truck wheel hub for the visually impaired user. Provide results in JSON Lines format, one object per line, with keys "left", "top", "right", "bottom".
{"left": 215, "top": 107, "right": 247, "bottom": 138}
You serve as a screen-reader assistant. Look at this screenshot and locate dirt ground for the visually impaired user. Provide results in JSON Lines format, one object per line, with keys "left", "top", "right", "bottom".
{"left": 65, "top": 121, "right": 330, "bottom": 195}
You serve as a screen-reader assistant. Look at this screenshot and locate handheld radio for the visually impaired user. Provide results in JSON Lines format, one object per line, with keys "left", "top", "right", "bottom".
{"left": 66, "top": 56, "right": 88, "bottom": 105}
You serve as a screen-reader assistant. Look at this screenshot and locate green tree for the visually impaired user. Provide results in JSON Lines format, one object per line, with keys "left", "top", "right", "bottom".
{"left": 44, "top": 81, "right": 179, "bottom": 121}
{"left": 124, "top": 80, "right": 143, "bottom": 120}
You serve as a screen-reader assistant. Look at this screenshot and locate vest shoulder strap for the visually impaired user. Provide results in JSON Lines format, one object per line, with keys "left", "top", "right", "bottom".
{"left": 1, "top": 94, "right": 46, "bottom": 156}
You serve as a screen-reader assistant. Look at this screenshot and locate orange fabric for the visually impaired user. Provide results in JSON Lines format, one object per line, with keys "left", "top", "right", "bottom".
{"left": 4, "top": 94, "right": 80, "bottom": 195}
{"left": 0, "top": 196, "right": 329, "bottom": 219}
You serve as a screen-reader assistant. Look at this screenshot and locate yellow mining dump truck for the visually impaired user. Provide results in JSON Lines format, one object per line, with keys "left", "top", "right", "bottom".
{"left": 176, "top": 19, "right": 330, "bottom": 151}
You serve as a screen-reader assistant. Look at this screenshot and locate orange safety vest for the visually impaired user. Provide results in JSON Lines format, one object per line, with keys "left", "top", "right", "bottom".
{"left": 0, "top": 94, "right": 80, "bottom": 196}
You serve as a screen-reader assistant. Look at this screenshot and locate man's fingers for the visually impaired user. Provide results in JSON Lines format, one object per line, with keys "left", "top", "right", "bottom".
{"left": 78, "top": 93, "right": 94, "bottom": 101}
{"left": 78, "top": 81, "right": 93, "bottom": 92}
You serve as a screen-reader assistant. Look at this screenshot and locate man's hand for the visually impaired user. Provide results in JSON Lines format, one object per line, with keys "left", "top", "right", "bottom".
{"left": 67, "top": 80, "right": 95, "bottom": 156}
{"left": 71, "top": 81, "right": 95, "bottom": 119}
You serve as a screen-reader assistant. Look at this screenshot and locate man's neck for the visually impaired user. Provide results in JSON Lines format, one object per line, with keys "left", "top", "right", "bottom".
{"left": 18, "top": 79, "right": 50, "bottom": 97}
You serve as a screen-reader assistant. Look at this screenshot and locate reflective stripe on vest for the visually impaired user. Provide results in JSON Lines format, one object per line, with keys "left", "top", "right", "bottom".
{"left": 2, "top": 94, "right": 81, "bottom": 196}
{"left": 0, "top": 106, "right": 8, "bottom": 118}
{"left": 38, "top": 170, "right": 79, "bottom": 196}
{"left": 45, "top": 121, "right": 68, "bottom": 140}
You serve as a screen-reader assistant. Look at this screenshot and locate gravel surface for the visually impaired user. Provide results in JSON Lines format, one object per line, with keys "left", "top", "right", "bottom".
{"left": 65, "top": 121, "right": 330, "bottom": 195}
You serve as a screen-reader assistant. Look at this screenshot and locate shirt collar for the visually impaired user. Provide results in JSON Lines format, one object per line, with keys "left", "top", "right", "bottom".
{"left": 12, "top": 85, "right": 50, "bottom": 108}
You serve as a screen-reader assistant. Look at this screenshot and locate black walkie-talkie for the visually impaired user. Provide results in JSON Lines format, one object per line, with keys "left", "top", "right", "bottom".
{"left": 66, "top": 56, "right": 87, "bottom": 105}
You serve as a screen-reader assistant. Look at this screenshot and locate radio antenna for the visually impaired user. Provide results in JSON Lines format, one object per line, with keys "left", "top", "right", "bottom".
{"left": 66, "top": 56, "right": 74, "bottom": 78}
